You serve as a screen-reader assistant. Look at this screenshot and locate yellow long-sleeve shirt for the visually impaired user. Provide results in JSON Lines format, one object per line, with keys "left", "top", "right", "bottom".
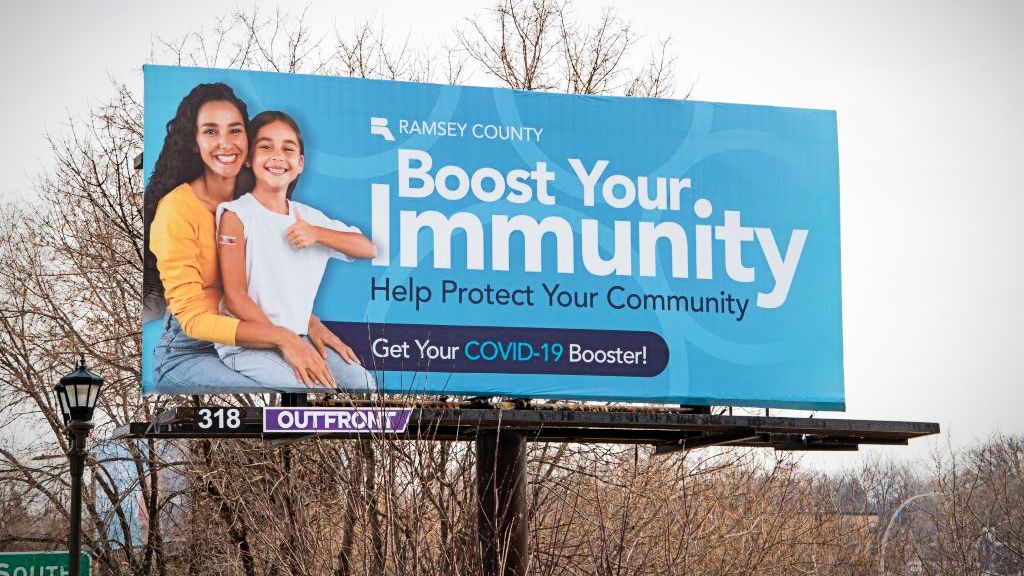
{"left": 150, "top": 183, "right": 239, "bottom": 346}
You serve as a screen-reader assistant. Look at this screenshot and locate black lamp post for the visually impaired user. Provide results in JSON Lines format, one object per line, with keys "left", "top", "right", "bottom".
{"left": 54, "top": 354, "right": 104, "bottom": 576}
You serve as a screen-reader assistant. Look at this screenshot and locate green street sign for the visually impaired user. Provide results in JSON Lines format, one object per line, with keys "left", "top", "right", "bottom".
{"left": 0, "top": 552, "right": 89, "bottom": 576}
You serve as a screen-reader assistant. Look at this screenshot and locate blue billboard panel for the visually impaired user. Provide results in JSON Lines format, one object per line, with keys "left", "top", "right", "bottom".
{"left": 142, "top": 65, "right": 843, "bottom": 409}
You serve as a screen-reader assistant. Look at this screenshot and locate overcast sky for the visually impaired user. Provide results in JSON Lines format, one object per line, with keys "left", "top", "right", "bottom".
{"left": 2, "top": 0, "right": 1021, "bottom": 469}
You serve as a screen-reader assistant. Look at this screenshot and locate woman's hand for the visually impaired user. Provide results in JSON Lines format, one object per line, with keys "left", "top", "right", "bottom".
{"left": 308, "top": 316, "right": 363, "bottom": 365}
{"left": 274, "top": 327, "right": 336, "bottom": 388}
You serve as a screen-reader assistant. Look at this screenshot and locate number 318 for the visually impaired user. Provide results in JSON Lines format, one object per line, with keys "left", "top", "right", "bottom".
{"left": 197, "top": 408, "right": 241, "bottom": 429}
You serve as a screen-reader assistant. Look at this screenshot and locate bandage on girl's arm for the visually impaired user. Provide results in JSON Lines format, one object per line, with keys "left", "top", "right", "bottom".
{"left": 218, "top": 210, "right": 275, "bottom": 325}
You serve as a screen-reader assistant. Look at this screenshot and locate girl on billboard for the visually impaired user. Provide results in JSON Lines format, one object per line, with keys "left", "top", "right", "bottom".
{"left": 214, "top": 111, "right": 376, "bottom": 389}
{"left": 144, "top": 83, "right": 350, "bottom": 391}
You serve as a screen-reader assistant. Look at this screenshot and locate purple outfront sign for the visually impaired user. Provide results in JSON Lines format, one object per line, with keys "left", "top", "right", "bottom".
{"left": 263, "top": 407, "right": 413, "bottom": 434}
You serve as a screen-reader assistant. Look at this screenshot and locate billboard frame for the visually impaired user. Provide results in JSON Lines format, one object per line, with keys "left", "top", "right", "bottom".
{"left": 118, "top": 397, "right": 938, "bottom": 576}
{"left": 121, "top": 401, "right": 937, "bottom": 451}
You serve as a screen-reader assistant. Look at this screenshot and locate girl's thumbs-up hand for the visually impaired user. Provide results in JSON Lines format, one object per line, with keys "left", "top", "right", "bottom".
{"left": 285, "top": 206, "right": 319, "bottom": 249}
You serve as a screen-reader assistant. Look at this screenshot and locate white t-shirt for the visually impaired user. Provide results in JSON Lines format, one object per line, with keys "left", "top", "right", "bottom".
{"left": 214, "top": 193, "right": 360, "bottom": 355}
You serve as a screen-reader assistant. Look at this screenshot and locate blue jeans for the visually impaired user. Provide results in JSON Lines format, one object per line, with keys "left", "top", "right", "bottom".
{"left": 152, "top": 315, "right": 267, "bottom": 394}
{"left": 220, "top": 338, "right": 377, "bottom": 393}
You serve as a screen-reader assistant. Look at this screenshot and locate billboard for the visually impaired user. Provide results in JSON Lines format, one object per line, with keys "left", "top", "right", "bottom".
{"left": 142, "top": 65, "right": 843, "bottom": 409}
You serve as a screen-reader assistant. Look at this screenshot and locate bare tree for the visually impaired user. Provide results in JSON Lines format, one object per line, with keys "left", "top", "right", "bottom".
{"left": 457, "top": 0, "right": 678, "bottom": 98}
{"left": 558, "top": 6, "right": 635, "bottom": 95}
{"left": 458, "top": 0, "right": 563, "bottom": 91}
{"left": 0, "top": 78, "right": 161, "bottom": 575}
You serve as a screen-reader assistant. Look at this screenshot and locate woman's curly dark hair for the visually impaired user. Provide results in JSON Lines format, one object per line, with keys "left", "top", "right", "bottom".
{"left": 143, "top": 83, "right": 249, "bottom": 301}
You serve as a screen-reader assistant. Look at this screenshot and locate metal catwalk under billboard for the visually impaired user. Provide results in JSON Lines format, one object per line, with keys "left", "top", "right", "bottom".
{"left": 142, "top": 65, "right": 843, "bottom": 409}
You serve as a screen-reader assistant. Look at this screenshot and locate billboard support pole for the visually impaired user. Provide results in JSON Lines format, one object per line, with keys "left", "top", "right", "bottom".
{"left": 476, "top": 428, "right": 529, "bottom": 576}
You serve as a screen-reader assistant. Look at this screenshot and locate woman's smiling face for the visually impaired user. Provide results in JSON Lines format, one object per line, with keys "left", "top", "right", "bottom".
{"left": 195, "top": 100, "right": 247, "bottom": 178}
{"left": 251, "top": 120, "right": 304, "bottom": 191}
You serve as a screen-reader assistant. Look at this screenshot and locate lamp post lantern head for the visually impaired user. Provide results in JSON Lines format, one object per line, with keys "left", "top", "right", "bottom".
{"left": 55, "top": 353, "right": 104, "bottom": 424}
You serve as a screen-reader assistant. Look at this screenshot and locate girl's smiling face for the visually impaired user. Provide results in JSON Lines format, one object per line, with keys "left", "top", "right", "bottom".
{"left": 251, "top": 120, "right": 304, "bottom": 192}
{"left": 195, "top": 100, "right": 247, "bottom": 178}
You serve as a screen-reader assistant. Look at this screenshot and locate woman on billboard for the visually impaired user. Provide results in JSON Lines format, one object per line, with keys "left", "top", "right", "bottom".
{"left": 214, "top": 111, "right": 376, "bottom": 389}
{"left": 144, "top": 83, "right": 355, "bottom": 391}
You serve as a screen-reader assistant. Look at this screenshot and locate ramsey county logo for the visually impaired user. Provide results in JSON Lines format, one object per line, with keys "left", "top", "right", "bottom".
{"left": 370, "top": 117, "right": 394, "bottom": 141}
